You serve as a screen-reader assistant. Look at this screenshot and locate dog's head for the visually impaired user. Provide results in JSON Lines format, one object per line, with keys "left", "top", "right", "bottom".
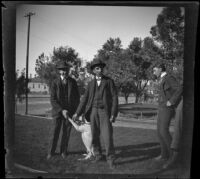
{"left": 73, "top": 116, "right": 85, "bottom": 126}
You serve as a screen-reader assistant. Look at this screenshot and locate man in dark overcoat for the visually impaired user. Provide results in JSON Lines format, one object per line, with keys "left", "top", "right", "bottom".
{"left": 72, "top": 59, "right": 118, "bottom": 169}
{"left": 153, "top": 63, "right": 180, "bottom": 161}
{"left": 47, "top": 61, "right": 80, "bottom": 160}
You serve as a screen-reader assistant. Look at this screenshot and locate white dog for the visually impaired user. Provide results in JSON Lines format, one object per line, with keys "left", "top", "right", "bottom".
{"left": 67, "top": 116, "right": 94, "bottom": 160}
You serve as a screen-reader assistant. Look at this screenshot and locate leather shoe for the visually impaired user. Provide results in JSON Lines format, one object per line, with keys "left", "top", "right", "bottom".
{"left": 61, "top": 153, "right": 67, "bottom": 159}
{"left": 162, "top": 152, "right": 178, "bottom": 169}
{"left": 46, "top": 154, "right": 53, "bottom": 160}
{"left": 163, "top": 160, "right": 175, "bottom": 169}
{"left": 154, "top": 155, "right": 168, "bottom": 161}
{"left": 108, "top": 160, "right": 115, "bottom": 170}
{"left": 92, "top": 155, "right": 104, "bottom": 163}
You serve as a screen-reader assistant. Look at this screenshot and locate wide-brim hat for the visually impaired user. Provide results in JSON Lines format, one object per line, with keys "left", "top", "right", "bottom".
{"left": 90, "top": 59, "right": 106, "bottom": 70}
{"left": 56, "top": 61, "right": 72, "bottom": 69}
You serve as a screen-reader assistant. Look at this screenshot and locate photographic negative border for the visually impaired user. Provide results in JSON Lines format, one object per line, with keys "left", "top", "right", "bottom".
{"left": 3, "top": 1, "right": 199, "bottom": 178}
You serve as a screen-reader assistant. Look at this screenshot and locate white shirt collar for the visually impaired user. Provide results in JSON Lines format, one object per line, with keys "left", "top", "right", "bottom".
{"left": 96, "top": 76, "right": 102, "bottom": 80}
{"left": 61, "top": 76, "right": 68, "bottom": 80}
{"left": 96, "top": 76, "right": 101, "bottom": 86}
{"left": 160, "top": 72, "right": 167, "bottom": 78}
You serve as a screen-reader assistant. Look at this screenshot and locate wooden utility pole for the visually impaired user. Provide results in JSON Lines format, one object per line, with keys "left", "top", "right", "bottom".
{"left": 24, "top": 12, "right": 35, "bottom": 115}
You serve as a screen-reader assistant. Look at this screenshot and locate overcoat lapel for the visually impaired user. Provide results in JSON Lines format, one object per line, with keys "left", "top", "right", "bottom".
{"left": 57, "top": 78, "right": 62, "bottom": 97}
{"left": 100, "top": 77, "right": 107, "bottom": 90}
{"left": 91, "top": 79, "right": 96, "bottom": 100}
{"left": 160, "top": 74, "right": 168, "bottom": 98}
{"left": 68, "top": 78, "right": 72, "bottom": 100}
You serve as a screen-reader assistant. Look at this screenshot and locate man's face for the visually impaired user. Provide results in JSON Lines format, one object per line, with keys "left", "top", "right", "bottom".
{"left": 153, "top": 67, "right": 162, "bottom": 78}
{"left": 93, "top": 66, "right": 103, "bottom": 77}
{"left": 58, "top": 68, "right": 69, "bottom": 78}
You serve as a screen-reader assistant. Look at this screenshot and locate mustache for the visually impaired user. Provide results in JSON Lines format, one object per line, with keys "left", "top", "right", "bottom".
{"left": 95, "top": 72, "right": 102, "bottom": 76}
{"left": 59, "top": 71, "right": 67, "bottom": 75}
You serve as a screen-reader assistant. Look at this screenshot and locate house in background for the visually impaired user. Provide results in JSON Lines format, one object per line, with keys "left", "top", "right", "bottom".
{"left": 28, "top": 77, "right": 49, "bottom": 94}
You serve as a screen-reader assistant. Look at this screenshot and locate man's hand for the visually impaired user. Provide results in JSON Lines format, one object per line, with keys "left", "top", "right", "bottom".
{"left": 72, "top": 113, "right": 79, "bottom": 121}
{"left": 62, "top": 109, "right": 69, "bottom": 119}
{"left": 166, "top": 101, "right": 172, "bottom": 107}
{"left": 110, "top": 115, "right": 115, "bottom": 123}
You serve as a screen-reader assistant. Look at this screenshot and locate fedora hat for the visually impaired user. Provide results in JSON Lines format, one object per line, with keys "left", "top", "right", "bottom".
{"left": 90, "top": 59, "right": 106, "bottom": 70}
{"left": 56, "top": 61, "right": 72, "bottom": 69}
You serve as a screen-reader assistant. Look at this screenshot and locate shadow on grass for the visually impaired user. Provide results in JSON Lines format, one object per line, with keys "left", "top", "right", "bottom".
{"left": 115, "top": 142, "right": 160, "bottom": 165}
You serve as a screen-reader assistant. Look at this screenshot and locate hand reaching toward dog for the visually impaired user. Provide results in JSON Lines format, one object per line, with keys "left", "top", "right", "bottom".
{"left": 72, "top": 113, "right": 79, "bottom": 121}
{"left": 62, "top": 109, "right": 69, "bottom": 119}
{"left": 110, "top": 115, "right": 115, "bottom": 123}
{"left": 166, "top": 101, "right": 172, "bottom": 107}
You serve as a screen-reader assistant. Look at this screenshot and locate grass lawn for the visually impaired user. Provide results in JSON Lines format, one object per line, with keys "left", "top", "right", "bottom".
{"left": 12, "top": 114, "right": 190, "bottom": 178}
{"left": 15, "top": 96, "right": 157, "bottom": 119}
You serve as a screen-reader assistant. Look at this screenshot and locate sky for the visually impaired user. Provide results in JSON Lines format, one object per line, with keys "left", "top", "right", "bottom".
{"left": 16, "top": 4, "right": 164, "bottom": 76}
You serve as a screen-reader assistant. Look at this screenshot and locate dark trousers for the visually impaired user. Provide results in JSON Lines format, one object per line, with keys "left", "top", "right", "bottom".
{"left": 171, "top": 99, "right": 183, "bottom": 150}
{"left": 157, "top": 107, "right": 175, "bottom": 159}
{"left": 49, "top": 116, "right": 72, "bottom": 155}
{"left": 90, "top": 107, "right": 115, "bottom": 161}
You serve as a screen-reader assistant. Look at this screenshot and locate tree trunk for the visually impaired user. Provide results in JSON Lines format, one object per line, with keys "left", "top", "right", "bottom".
{"left": 124, "top": 94, "right": 129, "bottom": 104}
{"left": 135, "top": 94, "right": 139, "bottom": 103}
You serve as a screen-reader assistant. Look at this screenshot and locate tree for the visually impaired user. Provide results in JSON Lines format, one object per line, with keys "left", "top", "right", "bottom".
{"left": 76, "top": 68, "right": 88, "bottom": 96}
{"left": 95, "top": 37, "right": 123, "bottom": 62}
{"left": 150, "top": 7, "right": 184, "bottom": 73}
{"left": 15, "top": 68, "right": 29, "bottom": 102}
{"left": 123, "top": 37, "right": 162, "bottom": 103}
{"left": 35, "top": 53, "right": 57, "bottom": 88}
{"left": 93, "top": 37, "right": 134, "bottom": 103}
{"left": 93, "top": 37, "right": 162, "bottom": 104}
{"left": 105, "top": 50, "right": 137, "bottom": 103}
{"left": 127, "top": 51, "right": 152, "bottom": 103}
{"left": 128, "top": 37, "right": 142, "bottom": 53}
{"left": 35, "top": 46, "right": 81, "bottom": 88}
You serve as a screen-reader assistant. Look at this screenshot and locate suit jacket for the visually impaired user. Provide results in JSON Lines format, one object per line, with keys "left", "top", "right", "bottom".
{"left": 171, "top": 84, "right": 183, "bottom": 107}
{"left": 75, "top": 75, "right": 118, "bottom": 121}
{"left": 158, "top": 74, "right": 180, "bottom": 108}
{"left": 50, "top": 76, "right": 80, "bottom": 118}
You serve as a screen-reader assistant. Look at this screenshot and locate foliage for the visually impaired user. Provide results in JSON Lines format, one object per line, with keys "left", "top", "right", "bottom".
{"left": 128, "top": 37, "right": 142, "bottom": 53}
{"left": 16, "top": 68, "right": 29, "bottom": 102}
{"left": 35, "top": 53, "right": 57, "bottom": 88}
{"left": 94, "top": 37, "right": 123, "bottom": 62}
{"left": 93, "top": 37, "right": 162, "bottom": 103}
{"left": 35, "top": 46, "right": 82, "bottom": 88}
{"left": 150, "top": 6, "right": 184, "bottom": 74}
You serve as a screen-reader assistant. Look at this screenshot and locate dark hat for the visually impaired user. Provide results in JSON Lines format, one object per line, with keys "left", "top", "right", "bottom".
{"left": 90, "top": 59, "right": 106, "bottom": 70}
{"left": 56, "top": 61, "right": 72, "bottom": 69}
{"left": 153, "top": 63, "right": 166, "bottom": 72}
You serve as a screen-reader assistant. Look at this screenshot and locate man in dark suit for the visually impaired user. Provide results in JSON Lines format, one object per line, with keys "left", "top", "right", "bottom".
{"left": 72, "top": 59, "right": 118, "bottom": 169}
{"left": 153, "top": 64, "right": 180, "bottom": 162}
{"left": 47, "top": 61, "right": 80, "bottom": 160}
